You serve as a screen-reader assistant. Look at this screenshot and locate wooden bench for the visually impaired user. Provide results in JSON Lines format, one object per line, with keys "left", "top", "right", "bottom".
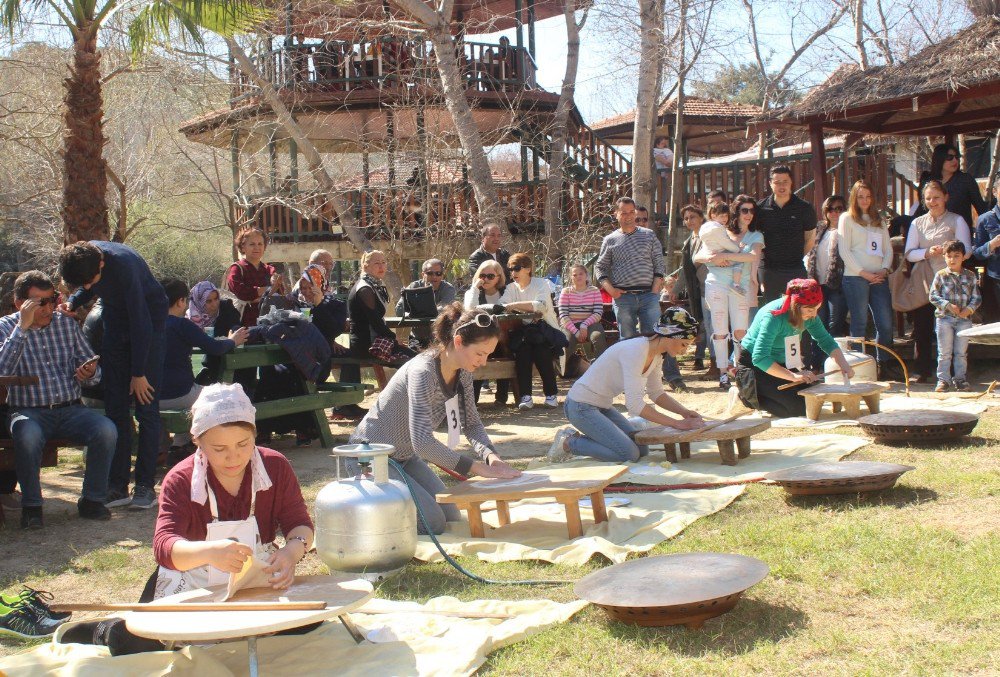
{"left": 328, "top": 356, "right": 392, "bottom": 390}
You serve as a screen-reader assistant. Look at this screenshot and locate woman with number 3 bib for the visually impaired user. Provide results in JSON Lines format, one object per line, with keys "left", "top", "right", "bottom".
{"left": 350, "top": 303, "right": 520, "bottom": 534}
{"left": 838, "top": 180, "right": 894, "bottom": 370}
{"left": 737, "top": 279, "right": 854, "bottom": 418}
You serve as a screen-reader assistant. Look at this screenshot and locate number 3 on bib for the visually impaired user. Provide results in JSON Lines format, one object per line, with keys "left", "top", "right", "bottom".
{"left": 445, "top": 395, "right": 461, "bottom": 449}
{"left": 784, "top": 334, "right": 804, "bottom": 370}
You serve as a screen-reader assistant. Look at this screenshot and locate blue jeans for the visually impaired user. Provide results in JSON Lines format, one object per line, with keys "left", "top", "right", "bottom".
{"left": 841, "top": 276, "right": 894, "bottom": 364}
{"left": 103, "top": 330, "right": 166, "bottom": 492}
{"left": 346, "top": 455, "right": 458, "bottom": 535}
{"left": 812, "top": 284, "right": 848, "bottom": 369}
{"left": 613, "top": 291, "right": 660, "bottom": 338}
{"left": 8, "top": 405, "right": 116, "bottom": 507}
{"left": 935, "top": 315, "right": 972, "bottom": 383}
{"left": 564, "top": 399, "right": 649, "bottom": 462}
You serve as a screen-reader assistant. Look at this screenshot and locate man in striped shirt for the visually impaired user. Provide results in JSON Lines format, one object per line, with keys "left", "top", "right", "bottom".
{"left": 0, "top": 271, "right": 116, "bottom": 529}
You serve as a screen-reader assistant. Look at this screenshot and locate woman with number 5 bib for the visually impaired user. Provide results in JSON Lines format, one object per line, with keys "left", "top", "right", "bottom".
{"left": 837, "top": 180, "right": 894, "bottom": 371}
{"left": 350, "top": 303, "right": 520, "bottom": 534}
{"left": 737, "top": 279, "right": 854, "bottom": 418}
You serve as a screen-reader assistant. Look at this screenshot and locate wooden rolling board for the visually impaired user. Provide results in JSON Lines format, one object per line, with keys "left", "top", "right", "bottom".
{"left": 437, "top": 465, "right": 628, "bottom": 504}
{"left": 124, "top": 575, "right": 373, "bottom": 642}
{"left": 798, "top": 382, "right": 890, "bottom": 397}
{"left": 634, "top": 418, "right": 771, "bottom": 446}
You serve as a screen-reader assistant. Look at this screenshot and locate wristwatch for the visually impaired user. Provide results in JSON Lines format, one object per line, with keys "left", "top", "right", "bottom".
{"left": 287, "top": 535, "right": 309, "bottom": 560}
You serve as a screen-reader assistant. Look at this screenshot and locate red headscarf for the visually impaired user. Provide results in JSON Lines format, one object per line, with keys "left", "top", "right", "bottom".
{"left": 771, "top": 278, "right": 823, "bottom": 316}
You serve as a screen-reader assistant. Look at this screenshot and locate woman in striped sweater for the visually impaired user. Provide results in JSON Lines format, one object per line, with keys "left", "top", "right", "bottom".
{"left": 558, "top": 265, "right": 607, "bottom": 361}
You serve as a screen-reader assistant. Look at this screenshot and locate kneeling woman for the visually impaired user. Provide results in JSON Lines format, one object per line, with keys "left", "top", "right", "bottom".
{"left": 551, "top": 308, "right": 705, "bottom": 463}
{"left": 737, "top": 279, "right": 854, "bottom": 418}
{"left": 350, "top": 303, "right": 520, "bottom": 534}
{"left": 60, "top": 383, "right": 314, "bottom": 653}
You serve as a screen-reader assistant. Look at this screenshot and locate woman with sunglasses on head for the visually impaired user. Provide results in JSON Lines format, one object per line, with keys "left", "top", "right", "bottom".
{"left": 464, "top": 259, "right": 510, "bottom": 405}
{"left": 350, "top": 304, "right": 520, "bottom": 534}
{"left": 693, "top": 195, "right": 764, "bottom": 388}
{"left": 915, "top": 143, "right": 990, "bottom": 233}
{"left": 806, "top": 195, "right": 848, "bottom": 370}
{"left": 548, "top": 307, "right": 704, "bottom": 463}
{"left": 498, "top": 252, "right": 564, "bottom": 410}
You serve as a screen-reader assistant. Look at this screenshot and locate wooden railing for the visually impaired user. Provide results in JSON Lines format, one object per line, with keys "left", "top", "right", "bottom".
{"left": 231, "top": 37, "right": 538, "bottom": 102}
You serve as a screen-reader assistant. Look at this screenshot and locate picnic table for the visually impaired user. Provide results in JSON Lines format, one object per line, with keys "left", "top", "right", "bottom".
{"left": 436, "top": 465, "right": 628, "bottom": 539}
{"left": 180, "top": 344, "right": 365, "bottom": 448}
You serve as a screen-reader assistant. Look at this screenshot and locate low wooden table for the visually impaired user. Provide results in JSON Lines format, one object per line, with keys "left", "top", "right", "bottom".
{"left": 634, "top": 419, "right": 772, "bottom": 466}
{"left": 123, "top": 575, "right": 372, "bottom": 677}
{"left": 798, "top": 382, "right": 889, "bottom": 421}
{"left": 436, "top": 465, "right": 628, "bottom": 539}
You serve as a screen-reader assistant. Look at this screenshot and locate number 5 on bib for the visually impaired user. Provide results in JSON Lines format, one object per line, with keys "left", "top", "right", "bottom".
{"left": 784, "top": 334, "right": 803, "bottom": 370}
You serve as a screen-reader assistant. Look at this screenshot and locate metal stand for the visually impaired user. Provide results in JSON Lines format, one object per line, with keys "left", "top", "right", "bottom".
{"left": 247, "top": 636, "right": 259, "bottom": 677}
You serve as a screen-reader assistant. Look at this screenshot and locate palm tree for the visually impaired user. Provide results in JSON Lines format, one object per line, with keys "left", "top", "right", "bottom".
{"left": 1, "top": 0, "right": 261, "bottom": 243}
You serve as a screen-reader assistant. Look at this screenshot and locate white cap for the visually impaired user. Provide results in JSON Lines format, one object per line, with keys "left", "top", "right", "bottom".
{"left": 190, "top": 383, "right": 256, "bottom": 438}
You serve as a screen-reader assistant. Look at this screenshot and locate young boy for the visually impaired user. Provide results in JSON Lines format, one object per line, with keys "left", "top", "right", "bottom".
{"left": 928, "top": 240, "right": 980, "bottom": 392}
{"left": 699, "top": 203, "right": 747, "bottom": 297}
{"left": 59, "top": 241, "right": 168, "bottom": 510}
{"left": 160, "top": 279, "right": 248, "bottom": 466}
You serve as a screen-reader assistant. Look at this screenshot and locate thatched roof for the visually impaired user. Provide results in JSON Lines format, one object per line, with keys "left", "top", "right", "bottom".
{"left": 769, "top": 17, "right": 1000, "bottom": 126}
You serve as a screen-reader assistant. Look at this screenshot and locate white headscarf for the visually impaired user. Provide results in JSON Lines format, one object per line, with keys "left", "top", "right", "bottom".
{"left": 189, "top": 383, "right": 273, "bottom": 506}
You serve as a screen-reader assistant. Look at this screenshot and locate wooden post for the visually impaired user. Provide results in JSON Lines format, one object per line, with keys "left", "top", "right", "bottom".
{"left": 386, "top": 109, "right": 397, "bottom": 187}
{"left": 809, "top": 124, "right": 828, "bottom": 213}
{"left": 514, "top": 0, "right": 523, "bottom": 53}
{"left": 527, "top": 0, "right": 536, "bottom": 60}
{"left": 268, "top": 136, "right": 278, "bottom": 192}
{"left": 230, "top": 130, "right": 241, "bottom": 196}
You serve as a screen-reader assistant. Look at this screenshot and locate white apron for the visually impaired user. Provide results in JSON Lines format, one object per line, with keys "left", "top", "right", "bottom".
{"left": 153, "top": 484, "right": 273, "bottom": 599}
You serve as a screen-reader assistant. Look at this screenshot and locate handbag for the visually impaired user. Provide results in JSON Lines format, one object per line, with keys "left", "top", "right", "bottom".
{"left": 888, "top": 258, "right": 936, "bottom": 312}
{"left": 402, "top": 285, "right": 438, "bottom": 318}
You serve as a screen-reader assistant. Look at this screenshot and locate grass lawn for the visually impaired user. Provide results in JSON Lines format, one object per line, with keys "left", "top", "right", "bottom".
{"left": 1, "top": 395, "right": 998, "bottom": 674}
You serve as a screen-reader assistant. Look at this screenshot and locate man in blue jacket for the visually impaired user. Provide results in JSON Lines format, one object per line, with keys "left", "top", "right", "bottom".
{"left": 59, "top": 241, "right": 168, "bottom": 510}
{"left": 973, "top": 174, "right": 1000, "bottom": 322}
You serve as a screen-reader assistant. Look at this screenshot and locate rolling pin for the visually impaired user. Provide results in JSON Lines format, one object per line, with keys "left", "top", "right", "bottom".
{"left": 49, "top": 601, "right": 327, "bottom": 613}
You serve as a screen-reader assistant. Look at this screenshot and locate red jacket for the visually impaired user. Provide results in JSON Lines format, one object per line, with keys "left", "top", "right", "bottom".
{"left": 226, "top": 259, "right": 276, "bottom": 327}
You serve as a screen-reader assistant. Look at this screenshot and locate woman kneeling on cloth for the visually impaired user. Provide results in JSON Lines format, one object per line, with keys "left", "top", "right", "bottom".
{"left": 59, "top": 383, "right": 314, "bottom": 654}
{"left": 549, "top": 307, "right": 705, "bottom": 464}
{"left": 736, "top": 279, "right": 854, "bottom": 418}
{"left": 350, "top": 303, "right": 520, "bottom": 534}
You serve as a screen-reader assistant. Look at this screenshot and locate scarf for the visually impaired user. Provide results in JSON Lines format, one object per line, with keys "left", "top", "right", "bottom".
{"left": 186, "top": 281, "right": 220, "bottom": 329}
{"left": 298, "top": 264, "right": 328, "bottom": 307}
{"left": 361, "top": 272, "right": 390, "bottom": 307}
{"left": 772, "top": 278, "right": 824, "bottom": 316}
{"left": 653, "top": 306, "right": 699, "bottom": 339}
{"left": 190, "top": 446, "right": 273, "bottom": 509}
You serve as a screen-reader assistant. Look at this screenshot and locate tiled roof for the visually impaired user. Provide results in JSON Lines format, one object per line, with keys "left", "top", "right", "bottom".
{"left": 590, "top": 96, "right": 761, "bottom": 131}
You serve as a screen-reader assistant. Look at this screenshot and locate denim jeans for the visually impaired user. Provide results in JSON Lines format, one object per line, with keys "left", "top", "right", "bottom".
{"left": 612, "top": 291, "right": 660, "bottom": 338}
{"left": 8, "top": 405, "right": 117, "bottom": 507}
{"left": 841, "top": 276, "right": 894, "bottom": 364}
{"left": 103, "top": 329, "right": 166, "bottom": 492}
{"left": 159, "top": 383, "right": 203, "bottom": 447}
{"left": 812, "top": 284, "right": 848, "bottom": 370}
{"left": 935, "top": 315, "right": 972, "bottom": 383}
{"left": 564, "top": 398, "right": 649, "bottom": 462}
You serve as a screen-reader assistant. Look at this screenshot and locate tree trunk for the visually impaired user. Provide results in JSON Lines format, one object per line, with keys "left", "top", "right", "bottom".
{"left": 854, "top": 0, "right": 869, "bottom": 69}
{"left": 63, "top": 27, "right": 109, "bottom": 244}
{"left": 424, "top": 24, "right": 508, "bottom": 237}
{"left": 632, "top": 0, "right": 666, "bottom": 211}
{"left": 987, "top": 130, "right": 1000, "bottom": 198}
{"left": 666, "top": 0, "right": 688, "bottom": 265}
{"left": 226, "top": 39, "right": 403, "bottom": 292}
{"left": 544, "top": 0, "right": 586, "bottom": 264}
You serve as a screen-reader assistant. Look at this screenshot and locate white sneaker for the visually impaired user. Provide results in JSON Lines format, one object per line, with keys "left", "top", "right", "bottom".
{"left": 547, "top": 427, "right": 574, "bottom": 463}
{"left": 518, "top": 396, "right": 534, "bottom": 410}
{"left": 544, "top": 395, "right": 559, "bottom": 408}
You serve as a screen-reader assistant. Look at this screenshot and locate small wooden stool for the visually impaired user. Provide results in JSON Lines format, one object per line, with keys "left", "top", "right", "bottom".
{"left": 436, "top": 465, "right": 628, "bottom": 539}
{"left": 634, "top": 419, "right": 772, "bottom": 466}
{"left": 798, "top": 382, "right": 889, "bottom": 421}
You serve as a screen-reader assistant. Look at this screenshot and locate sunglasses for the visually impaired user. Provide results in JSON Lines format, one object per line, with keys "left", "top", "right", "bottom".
{"left": 945, "top": 153, "right": 961, "bottom": 160}
{"left": 455, "top": 312, "right": 495, "bottom": 333}
{"left": 738, "top": 207, "right": 755, "bottom": 214}
{"left": 423, "top": 270, "right": 443, "bottom": 277}
{"left": 827, "top": 206, "right": 846, "bottom": 212}
{"left": 509, "top": 265, "right": 524, "bottom": 273}
{"left": 635, "top": 217, "right": 649, "bottom": 222}
{"left": 478, "top": 273, "right": 497, "bottom": 280}
{"left": 32, "top": 295, "right": 59, "bottom": 307}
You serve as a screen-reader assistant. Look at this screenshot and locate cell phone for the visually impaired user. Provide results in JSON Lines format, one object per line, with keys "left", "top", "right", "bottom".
{"left": 79, "top": 355, "right": 100, "bottom": 370}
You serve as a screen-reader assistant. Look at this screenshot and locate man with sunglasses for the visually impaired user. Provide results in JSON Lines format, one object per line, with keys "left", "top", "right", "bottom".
{"left": 0, "top": 271, "right": 117, "bottom": 529}
{"left": 395, "top": 258, "right": 456, "bottom": 349}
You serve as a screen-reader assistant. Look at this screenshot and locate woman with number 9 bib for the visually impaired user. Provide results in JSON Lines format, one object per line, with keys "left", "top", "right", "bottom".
{"left": 350, "top": 303, "right": 520, "bottom": 534}
{"left": 838, "top": 180, "right": 894, "bottom": 371}
{"left": 737, "top": 279, "right": 854, "bottom": 418}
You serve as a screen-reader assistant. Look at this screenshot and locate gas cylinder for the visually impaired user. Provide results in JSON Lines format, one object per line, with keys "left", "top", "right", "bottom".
{"left": 825, "top": 337, "right": 878, "bottom": 384}
{"left": 314, "top": 443, "right": 417, "bottom": 579}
